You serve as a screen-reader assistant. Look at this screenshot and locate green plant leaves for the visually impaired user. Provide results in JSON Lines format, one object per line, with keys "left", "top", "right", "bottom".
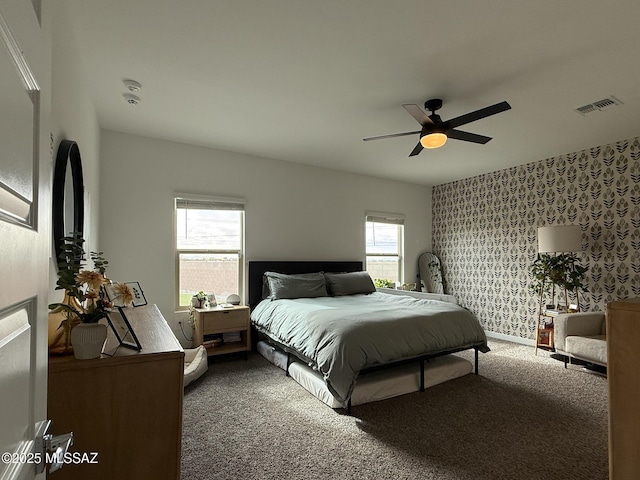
{"left": 529, "top": 253, "right": 589, "bottom": 296}
{"left": 55, "top": 232, "right": 86, "bottom": 298}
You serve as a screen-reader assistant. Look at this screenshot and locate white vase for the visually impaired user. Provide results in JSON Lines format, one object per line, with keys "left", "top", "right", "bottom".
{"left": 71, "top": 323, "right": 107, "bottom": 359}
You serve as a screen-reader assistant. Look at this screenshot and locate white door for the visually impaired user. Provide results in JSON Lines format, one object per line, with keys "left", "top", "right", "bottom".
{"left": 0, "top": 1, "right": 50, "bottom": 479}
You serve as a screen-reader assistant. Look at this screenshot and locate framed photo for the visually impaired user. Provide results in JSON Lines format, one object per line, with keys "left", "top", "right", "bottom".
{"left": 125, "top": 281, "right": 147, "bottom": 307}
{"left": 104, "top": 284, "right": 126, "bottom": 307}
{"left": 106, "top": 307, "right": 142, "bottom": 351}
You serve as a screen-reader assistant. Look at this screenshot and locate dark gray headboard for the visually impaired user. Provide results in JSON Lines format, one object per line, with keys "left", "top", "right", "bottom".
{"left": 248, "top": 260, "right": 363, "bottom": 310}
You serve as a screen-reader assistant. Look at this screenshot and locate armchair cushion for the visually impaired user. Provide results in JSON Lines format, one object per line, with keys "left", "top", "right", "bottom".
{"left": 565, "top": 335, "right": 607, "bottom": 366}
{"left": 554, "top": 312, "right": 607, "bottom": 367}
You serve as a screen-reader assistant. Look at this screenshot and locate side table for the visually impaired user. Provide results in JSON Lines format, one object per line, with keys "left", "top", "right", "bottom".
{"left": 193, "top": 305, "right": 251, "bottom": 357}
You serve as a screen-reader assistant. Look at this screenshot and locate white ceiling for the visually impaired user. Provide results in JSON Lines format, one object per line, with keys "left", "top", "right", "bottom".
{"left": 63, "top": 0, "right": 640, "bottom": 186}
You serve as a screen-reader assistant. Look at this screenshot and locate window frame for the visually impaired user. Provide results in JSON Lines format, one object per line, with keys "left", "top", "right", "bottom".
{"left": 174, "top": 194, "right": 245, "bottom": 311}
{"left": 365, "top": 212, "right": 405, "bottom": 283}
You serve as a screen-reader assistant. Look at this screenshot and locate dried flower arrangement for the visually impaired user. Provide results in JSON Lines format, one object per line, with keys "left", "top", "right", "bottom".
{"left": 49, "top": 233, "right": 133, "bottom": 324}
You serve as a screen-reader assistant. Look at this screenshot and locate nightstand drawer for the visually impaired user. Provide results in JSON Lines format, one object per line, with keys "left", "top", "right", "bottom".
{"left": 202, "top": 309, "right": 248, "bottom": 332}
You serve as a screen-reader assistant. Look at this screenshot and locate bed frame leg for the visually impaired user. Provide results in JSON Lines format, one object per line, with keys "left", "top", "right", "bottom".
{"left": 474, "top": 348, "right": 479, "bottom": 375}
{"left": 285, "top": 352, "right": 291, "bottom": 376}
{"left": 346, "top": 398, "right": 352, "bottom": 415}
{"left": 419, "top": 358, "right": 425, "bottom": 392}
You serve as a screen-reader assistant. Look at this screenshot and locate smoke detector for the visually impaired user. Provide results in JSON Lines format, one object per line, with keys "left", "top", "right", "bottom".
{"left": 575, "top": 96, "right": 623, "bottom": 116}
{"left": 123, "top": 79, "right": 142, "bottom": 92}
{"left": 123, "top": 93, "right": 140, "bottom": 106}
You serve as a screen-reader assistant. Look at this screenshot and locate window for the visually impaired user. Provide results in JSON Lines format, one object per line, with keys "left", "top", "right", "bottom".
{"left": 365, "top": 213, "right": 404, "bottom": 285}
{"left": 175, "top": 196, "right": 245, "bottom": 310}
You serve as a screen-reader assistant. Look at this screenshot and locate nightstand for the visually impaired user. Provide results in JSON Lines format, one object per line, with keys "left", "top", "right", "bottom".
{"left": 193, "top": 305, "right": 251, "bottom": 357}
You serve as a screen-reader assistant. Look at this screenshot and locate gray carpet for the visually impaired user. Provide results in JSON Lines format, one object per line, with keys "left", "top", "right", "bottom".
{"left": 181, "top": 340, "right": 608, "bottom": 480}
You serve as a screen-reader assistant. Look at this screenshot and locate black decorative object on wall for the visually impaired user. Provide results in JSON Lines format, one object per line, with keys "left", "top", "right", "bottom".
{"left": 52, "top": 140, "right": 84, "bottom": 263}
{"left": 433, "top": 136, "right": 640, "bottom": 340}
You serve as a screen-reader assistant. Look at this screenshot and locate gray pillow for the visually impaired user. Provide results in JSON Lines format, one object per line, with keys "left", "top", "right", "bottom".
{"left": 264, "top": 271, "right": 329, "bottom": 300}
{"left": 324, "top": 271, "right": 376, "bottom": 296}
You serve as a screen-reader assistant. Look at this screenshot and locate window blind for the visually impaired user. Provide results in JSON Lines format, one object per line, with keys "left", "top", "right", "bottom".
{"left": 366, "top": 212, "right": 405, "bottom": 225}
{"left": 175, "top": 196, "right": 245, "bottom": 211}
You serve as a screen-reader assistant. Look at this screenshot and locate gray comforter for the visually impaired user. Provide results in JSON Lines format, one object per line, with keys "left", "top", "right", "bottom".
{"left": 251, "top": 292, "right": 489, "bottom": 404}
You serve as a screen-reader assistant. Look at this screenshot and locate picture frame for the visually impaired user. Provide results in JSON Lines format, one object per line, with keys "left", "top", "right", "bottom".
{"left": 103, "top": 284, "right": 126, "bottom": 307}
{"left": 125, "top": 281, "right": 147, "bottom": 307}
{"left": 106, "top": 307, "right": 142, "bottom": 351}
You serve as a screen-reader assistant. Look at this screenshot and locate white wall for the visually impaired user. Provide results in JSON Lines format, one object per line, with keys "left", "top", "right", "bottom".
{"left": 99, "top": 130, "right": 432, "bottom": 345}
{"left": 49, "top": 3, "right": 101, "bottom": 300}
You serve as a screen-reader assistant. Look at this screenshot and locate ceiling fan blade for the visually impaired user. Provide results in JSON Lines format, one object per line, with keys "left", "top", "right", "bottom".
{"left": 409, "top": 142, "right": 423, "bottom": 157}
{"left": 402, "top": 104, "right": 433, "bottom": 126}
{"left": 447, "top": 129, "right": 492, "bottom": 144}
{"left": 445, "top": 101, "right": 511, "bottom": 129}
{"left": 363, "top": 130, "right": 421, "bottom": 142}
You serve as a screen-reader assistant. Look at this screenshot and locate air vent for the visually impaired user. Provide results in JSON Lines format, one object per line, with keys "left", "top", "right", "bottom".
{"left": 575, "top": 96, "right": 623, "bottom": 115}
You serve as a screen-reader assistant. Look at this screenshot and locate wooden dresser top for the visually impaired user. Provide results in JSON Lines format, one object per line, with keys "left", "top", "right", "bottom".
{"left": 49, "top": 304, "right": 183, "bottom": 371}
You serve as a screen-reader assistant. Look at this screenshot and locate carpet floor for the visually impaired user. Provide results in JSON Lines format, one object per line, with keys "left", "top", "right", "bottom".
{"left": 181, "top": 339, "right": 608, "bottom": 480}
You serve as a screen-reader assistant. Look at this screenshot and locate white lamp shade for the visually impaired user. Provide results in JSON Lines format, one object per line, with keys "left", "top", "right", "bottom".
{"left": 538, "top": 225, "right": 582, "bottom": 253}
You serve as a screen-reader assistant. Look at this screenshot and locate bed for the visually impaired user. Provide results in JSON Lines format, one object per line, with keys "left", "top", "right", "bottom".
{"left": 248, "top": 261, "right": 489, "bottom": 412}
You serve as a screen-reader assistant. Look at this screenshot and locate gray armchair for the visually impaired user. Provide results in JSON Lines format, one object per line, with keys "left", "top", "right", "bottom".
{"left": 554, "top": 312, "right": 607, "bottom": 368}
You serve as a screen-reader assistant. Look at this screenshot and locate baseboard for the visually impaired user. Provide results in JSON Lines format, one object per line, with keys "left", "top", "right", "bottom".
{"left": 485, "top": 330, "right": 535, "bottom": 346}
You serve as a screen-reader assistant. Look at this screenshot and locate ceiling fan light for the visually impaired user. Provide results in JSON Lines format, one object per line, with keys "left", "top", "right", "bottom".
{"left": 420, "top": 132, "right": 447, "bottom": 149}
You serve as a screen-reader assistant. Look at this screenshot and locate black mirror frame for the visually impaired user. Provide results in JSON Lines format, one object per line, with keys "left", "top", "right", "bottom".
{"left": 52, "top": 140, "right": 84, "bottom": 263}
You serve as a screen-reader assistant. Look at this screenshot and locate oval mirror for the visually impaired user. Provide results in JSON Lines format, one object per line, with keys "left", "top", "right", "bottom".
{"left": 52, "top": 140, "right": 84, "bottom": 263}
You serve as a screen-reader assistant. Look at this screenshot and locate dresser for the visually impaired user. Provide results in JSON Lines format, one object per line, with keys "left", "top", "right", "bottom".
{"left": 606, "top": 297, "right": 640, "bottom": 480}
{"left": 48, "top": 304, "right": 184, "bottom": 479}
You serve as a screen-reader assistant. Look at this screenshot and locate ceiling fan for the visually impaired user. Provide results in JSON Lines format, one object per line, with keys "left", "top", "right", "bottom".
{"left": 363, "top": 98, "right": 511, "bottom": 157}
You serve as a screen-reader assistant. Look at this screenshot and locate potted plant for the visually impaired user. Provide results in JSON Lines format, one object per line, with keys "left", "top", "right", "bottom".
{"left": 529, "top": 253, "right": 588, "bottom": 312}
{"left": 373, "top": 279, "right": 395, "bottom": 289}
{"left": 188, "top": 291, "right": 211, "bottom": 329}
{"left": 191, "top": 291, "right": 210, "bottom": 308}
{"left": 48, "top": 233, "right": 133, "bottom": 358}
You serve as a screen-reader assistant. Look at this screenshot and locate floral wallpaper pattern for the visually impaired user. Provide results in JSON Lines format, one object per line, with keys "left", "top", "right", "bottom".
{"left": 432, "top": 136, "right": 640, "bottom": 340}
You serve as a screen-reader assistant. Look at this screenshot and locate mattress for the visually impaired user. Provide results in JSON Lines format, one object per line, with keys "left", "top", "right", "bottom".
{"left": 252, "top": 291, "right": 488, "bottom": 404}
{"left": 257, "top": 341, "right": 472, "bottom": 408}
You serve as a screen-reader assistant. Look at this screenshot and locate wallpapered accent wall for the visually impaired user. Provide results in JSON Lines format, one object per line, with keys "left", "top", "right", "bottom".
{"left": 432, "top": 136, "right": 640, "bottom": 340}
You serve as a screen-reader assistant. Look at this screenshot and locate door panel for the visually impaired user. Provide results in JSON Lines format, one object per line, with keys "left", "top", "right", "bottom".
{"left": 0, "top": 5, "right": 37, "bottom": 228}
{"left": 0, "top": 301, "right": 33, "bottom": 479}
{"left": 0, "top": 1, "right": 49, "bottom": 479}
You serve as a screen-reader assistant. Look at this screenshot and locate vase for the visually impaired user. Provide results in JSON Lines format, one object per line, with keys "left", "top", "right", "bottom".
{"left": 48, "top": 291, "right": 83, "bottom": 355}
{"left": 70, "top": 322, "right": 107, "bottom": 359}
